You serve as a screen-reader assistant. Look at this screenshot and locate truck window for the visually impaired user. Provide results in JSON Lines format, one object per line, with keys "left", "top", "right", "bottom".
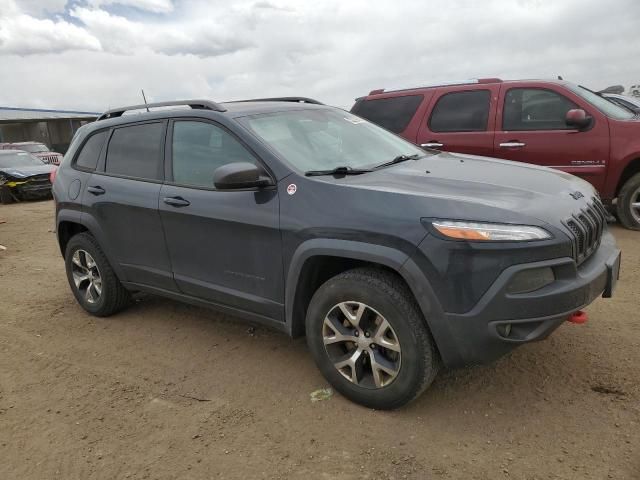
{"left": 351, "top": 95, "right": 423, "bottom": 133}
{"left": 105, "top": 122, "right": 164, "bottom": 180}
{"left": 503, "top": 88, "right": 577, "bottom": 130}
{"left": 429, "top": 90, "right": 490, "bottom": 132}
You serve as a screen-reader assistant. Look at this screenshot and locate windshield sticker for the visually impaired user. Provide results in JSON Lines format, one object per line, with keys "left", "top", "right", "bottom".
{"left": 344, "top": 117, "right": 365, "bottom": 125}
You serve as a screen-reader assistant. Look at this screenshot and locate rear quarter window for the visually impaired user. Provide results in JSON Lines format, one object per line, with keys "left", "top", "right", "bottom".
{"left": 351, "top": 95, "right": 423, "bottom": 133}
{"left": 74, "top": 130, "right": 108, "bottom": 171}
{"left": 105, "top": 122, "right": 164, "bottom": 180}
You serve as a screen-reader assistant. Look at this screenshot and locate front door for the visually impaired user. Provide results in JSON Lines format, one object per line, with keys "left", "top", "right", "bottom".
{"left": 493, "top": 86, "right": 610, "bottom": 191}
{"left": 158, "top": 119, "right": 284, "bottom": 321}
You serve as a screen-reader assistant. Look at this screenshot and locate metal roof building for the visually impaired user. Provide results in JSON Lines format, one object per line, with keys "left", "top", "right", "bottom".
{"left": 0, "top": 106, "right": 99, "bottom": 153}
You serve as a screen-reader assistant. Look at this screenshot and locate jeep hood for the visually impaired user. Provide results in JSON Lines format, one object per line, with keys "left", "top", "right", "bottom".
{"left": 333, "top": 152, "right": 597, "bottom": 225}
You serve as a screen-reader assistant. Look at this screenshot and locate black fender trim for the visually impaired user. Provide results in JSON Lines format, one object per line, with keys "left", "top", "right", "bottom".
{"left": 285, "top": 239, "right": 459, "bottom": 366}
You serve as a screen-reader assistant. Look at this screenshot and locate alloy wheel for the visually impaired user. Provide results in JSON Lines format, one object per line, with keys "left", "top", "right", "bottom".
{"left": 322, "top": 301, "right": 401, "bottom": 389}
{"left": 71, "top": 249, "right": 103, "bottom": 304}
{"left": 630, "top": 186, "right": 640, "bottom": 225}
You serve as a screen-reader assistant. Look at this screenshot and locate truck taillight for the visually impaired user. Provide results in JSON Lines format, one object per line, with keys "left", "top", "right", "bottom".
{"left": 50, "top": 167, "right": 58, "bottom": 184}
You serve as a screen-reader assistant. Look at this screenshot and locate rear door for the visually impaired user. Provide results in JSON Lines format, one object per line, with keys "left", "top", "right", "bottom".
{"left": 416, "top": 85, "right": 499, "bottom": 156}
{"left": 83, "top": 120, "right": 177, "bottom": 291}
{"left": 493, "top": 84, "right": 610, "bottom": 190}
{"left": 158, "top": 119, "right": 284, "bottom": 321}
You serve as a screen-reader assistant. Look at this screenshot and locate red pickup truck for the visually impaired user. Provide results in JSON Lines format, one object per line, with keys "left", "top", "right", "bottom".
{"left": 351, "top": 78, "right": 640, "bottom": 230}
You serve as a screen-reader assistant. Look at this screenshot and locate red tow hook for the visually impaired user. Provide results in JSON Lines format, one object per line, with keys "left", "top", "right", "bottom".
{"left": 567, "top": 310, "right": 588, "bottom": 324}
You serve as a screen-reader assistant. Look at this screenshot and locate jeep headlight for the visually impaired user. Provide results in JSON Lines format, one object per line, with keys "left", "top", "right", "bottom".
{"left": 432, "top": 220, "right": 551, "bottom": 241}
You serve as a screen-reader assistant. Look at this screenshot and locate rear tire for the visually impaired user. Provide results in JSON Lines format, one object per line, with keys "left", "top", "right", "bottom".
{"left": 305, "top": 267, "right": 439, "bottom": 410}
{"left": 616, "top": 173, "right": 640, "bottom": 230}
{"left": 0, "top": 186, "right": 14, "bottom": 204}
{"left": 64, "top": 232, "right": 130, "bottom": 316}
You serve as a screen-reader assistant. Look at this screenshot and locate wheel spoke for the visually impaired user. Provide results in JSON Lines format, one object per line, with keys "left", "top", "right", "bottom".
{"left": 72, "top": 251, "right": 85, "bottom": 269}
{"left": 372, "top": 317, "right": 401, "bottom": 352}
{"left": 370, "top": 350, "right": 400, "bottom": 387}
{"left": 338, "top": 302, "right": 366, "bottom": 327}
{"left": 323, "top": 315, "right": 357, "bottom": 345}
{"left": 92, "top": 278, "right": 102, "bottom": 295}
{"left": 85, "top": 282, "right": 96, "bottom": 303}
{"left": 631, "top": 202, "right": 640, "bottom": 209}
{"left": 72, "top": 271, "right": 90, "bottom": 288}
{"left": 333, "top": 349, "right": 363, "bottom": 383}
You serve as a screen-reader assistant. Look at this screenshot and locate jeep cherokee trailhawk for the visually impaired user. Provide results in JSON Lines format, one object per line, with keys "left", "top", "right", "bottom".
{"left": 53, "top": 98, "right": 621, "bottom": 409}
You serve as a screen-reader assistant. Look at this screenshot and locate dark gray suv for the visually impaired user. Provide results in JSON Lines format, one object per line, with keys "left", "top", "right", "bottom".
{"left": 53, "top": 98, "right": 621, "bottom": 409}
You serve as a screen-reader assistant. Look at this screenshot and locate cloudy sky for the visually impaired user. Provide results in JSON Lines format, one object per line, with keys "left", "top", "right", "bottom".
{"left": 0, "top": 0, "right": 638, "bottom": 112}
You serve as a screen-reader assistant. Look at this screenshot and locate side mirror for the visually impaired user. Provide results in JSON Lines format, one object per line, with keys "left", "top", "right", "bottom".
{"left": 213, "top": 162, "right": 272, "bottom": 189}
{"left": 565, "top": 109, "right": 591, "bottom": 130}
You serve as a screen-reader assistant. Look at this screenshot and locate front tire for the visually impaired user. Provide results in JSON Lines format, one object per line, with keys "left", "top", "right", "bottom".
{"left": 305, "top": 268, "right": 439, "bottom": 409}
{"left": 616, "top": 173, "right": 640, "bottom": 230}
{"left": 64, "top": 233, "right": 130, "bottom": 316}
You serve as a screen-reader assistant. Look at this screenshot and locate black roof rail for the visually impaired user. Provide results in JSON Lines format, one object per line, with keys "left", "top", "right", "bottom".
{"left": 97, "top": 99, "right": 226, "bottom": 121}
{"left": 230, "top": 97, "right": 324, "bottom": 105}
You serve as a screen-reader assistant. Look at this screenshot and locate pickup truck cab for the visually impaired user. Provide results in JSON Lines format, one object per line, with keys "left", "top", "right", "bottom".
{"left": 351, "top": 78, "right": 640, "bottom": 230}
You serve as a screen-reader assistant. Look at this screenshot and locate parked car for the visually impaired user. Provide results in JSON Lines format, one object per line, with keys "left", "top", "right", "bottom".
{"left": 53, "top": 98, "right": 620, "bottom": 409}
{"left": 3, "top": 141, "right": 63, "bottom": 165}
{"left": 0, "top": 150, "right": 55, "bottom": 203}
{"left": 630, "top": 85, "right": 640, "bottom": 97}
{"left": 351, "top": 78, "right": 640, "bottom": 230}
{"left": 603, "top": 93, "right": 640, "bottom": 114}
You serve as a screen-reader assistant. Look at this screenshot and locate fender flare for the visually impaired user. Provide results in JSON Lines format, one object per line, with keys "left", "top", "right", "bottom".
{"left": 284, "top": 239, "right": 461, "bottom": 365}
{"left": 56, "top": 209, "right": 127, "bottom": 282}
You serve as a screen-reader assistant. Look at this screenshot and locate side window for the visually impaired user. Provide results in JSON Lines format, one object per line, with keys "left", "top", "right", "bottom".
{"left": 503, "top": 88, "right": 578, "bottom": 130}
{"left": 351, "top": 95, "right": 423, "bottom": 133}
{"left": 105, "top": 122, "right": 164, "bottom": 180}
{"left": 171, "top": 121, "right": 257, "bottom": 188}
{"left": 75, "top": 130, "right": 108, "bottom": 171}
{"left": 429, "top": 90, "right": 491, "bottom": 132}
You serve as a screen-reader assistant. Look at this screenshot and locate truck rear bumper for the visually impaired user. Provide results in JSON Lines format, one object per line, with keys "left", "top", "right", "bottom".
{"left": 441, "top": 231, "right": 620, "bottom": 367}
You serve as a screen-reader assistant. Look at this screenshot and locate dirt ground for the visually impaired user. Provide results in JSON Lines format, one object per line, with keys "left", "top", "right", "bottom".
{"left": 0, "top": 199, "right": 638, "bottom": 480}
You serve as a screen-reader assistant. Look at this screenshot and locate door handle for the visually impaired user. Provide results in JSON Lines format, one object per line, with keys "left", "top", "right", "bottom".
{"left": 499, "top": 141, "right": 526, "bottom": 148}
{"left": 163, "top": 196, "right": 191, "bottom": 207}
{"left": 420, "top": 142, "right": 444, "bottom": 149}
{"left": 87, "top": 185, "right": 105, "bottom": 195}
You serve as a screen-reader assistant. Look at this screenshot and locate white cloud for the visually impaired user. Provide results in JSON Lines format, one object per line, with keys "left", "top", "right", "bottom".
{"left": 0, "top": 0, "right": 639, "bottom": 111}
{"left": 68, "top": 6, "right": 253, "bottom": 57}
{"left": 85, "top": 0, "right": 174, "bottom": 14}
{"left": 0, "top": 1, "right": 101, "bottom": 55}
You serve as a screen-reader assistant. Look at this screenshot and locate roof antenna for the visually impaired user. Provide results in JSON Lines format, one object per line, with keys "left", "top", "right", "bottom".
{"left": 141, "top": 89, "right": 150, "bottom": 112}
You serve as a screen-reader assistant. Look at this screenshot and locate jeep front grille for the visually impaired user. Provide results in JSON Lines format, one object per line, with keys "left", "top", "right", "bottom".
{"left": 564, "top": 198, "right": 607, "bottom": 265}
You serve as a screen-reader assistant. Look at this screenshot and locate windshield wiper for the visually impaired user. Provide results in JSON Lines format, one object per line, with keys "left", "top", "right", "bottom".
{"left": 305, "top": 166, "right": 373, "bottom": 176}
{"left": 373, "top": 153, "right": 422, "bottom": 169}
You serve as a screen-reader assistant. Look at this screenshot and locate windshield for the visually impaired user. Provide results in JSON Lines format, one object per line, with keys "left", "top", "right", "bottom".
{"left": 237, "top": 108, "right": 428, "bottom": 172}
{"left": 0, "top": 152, "right": 45, "bottom": 168}
{"left": 19, "top": 143, "right": 49, "bottom": 153}
{"left": 566, "top": 84, "right": 635, "bottom": 120}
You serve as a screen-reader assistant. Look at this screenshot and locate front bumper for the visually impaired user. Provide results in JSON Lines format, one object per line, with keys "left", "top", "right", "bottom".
{"left": 6, "top": 180, "right": 52, "bottom": 198}
{"left": 442, "top": 231, "right": 620, "bottom": 367}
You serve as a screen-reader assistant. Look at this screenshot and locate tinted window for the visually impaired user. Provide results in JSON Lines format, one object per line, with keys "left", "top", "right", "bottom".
{"left": 351, "top": 95, "right": 423, "bottom": 133}
{"left": 75, "top": 131, "right": 108, "bottom": 170}
{"left": 429, "top": 90, "right": 490, "bottom": 132}
{"left": 503, "top": 88, "right": 578, "bottom": 130}
{"left": 172, "top": 121, "right": 256, "bottom": 188}
{"left": 105, "top": 123, "right": 164, "bottom": 180}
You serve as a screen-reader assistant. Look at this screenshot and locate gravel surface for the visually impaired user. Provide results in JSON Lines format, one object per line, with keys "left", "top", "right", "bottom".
{"left": 1, "top": 200, "right": 638, "bottom": 479}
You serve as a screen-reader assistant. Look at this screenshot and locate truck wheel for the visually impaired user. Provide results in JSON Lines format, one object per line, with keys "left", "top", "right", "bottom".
{"left": 0, "top": 186, "right": 14, "bottom": 204}
{"left": 616, "top": 173, "right": 640, "bottom": 230}
{"left": 64, "top": 232, "right": 130, "bottom": 316}
{"left": 305, "top": 267, "right": 439, "bottom": 409}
